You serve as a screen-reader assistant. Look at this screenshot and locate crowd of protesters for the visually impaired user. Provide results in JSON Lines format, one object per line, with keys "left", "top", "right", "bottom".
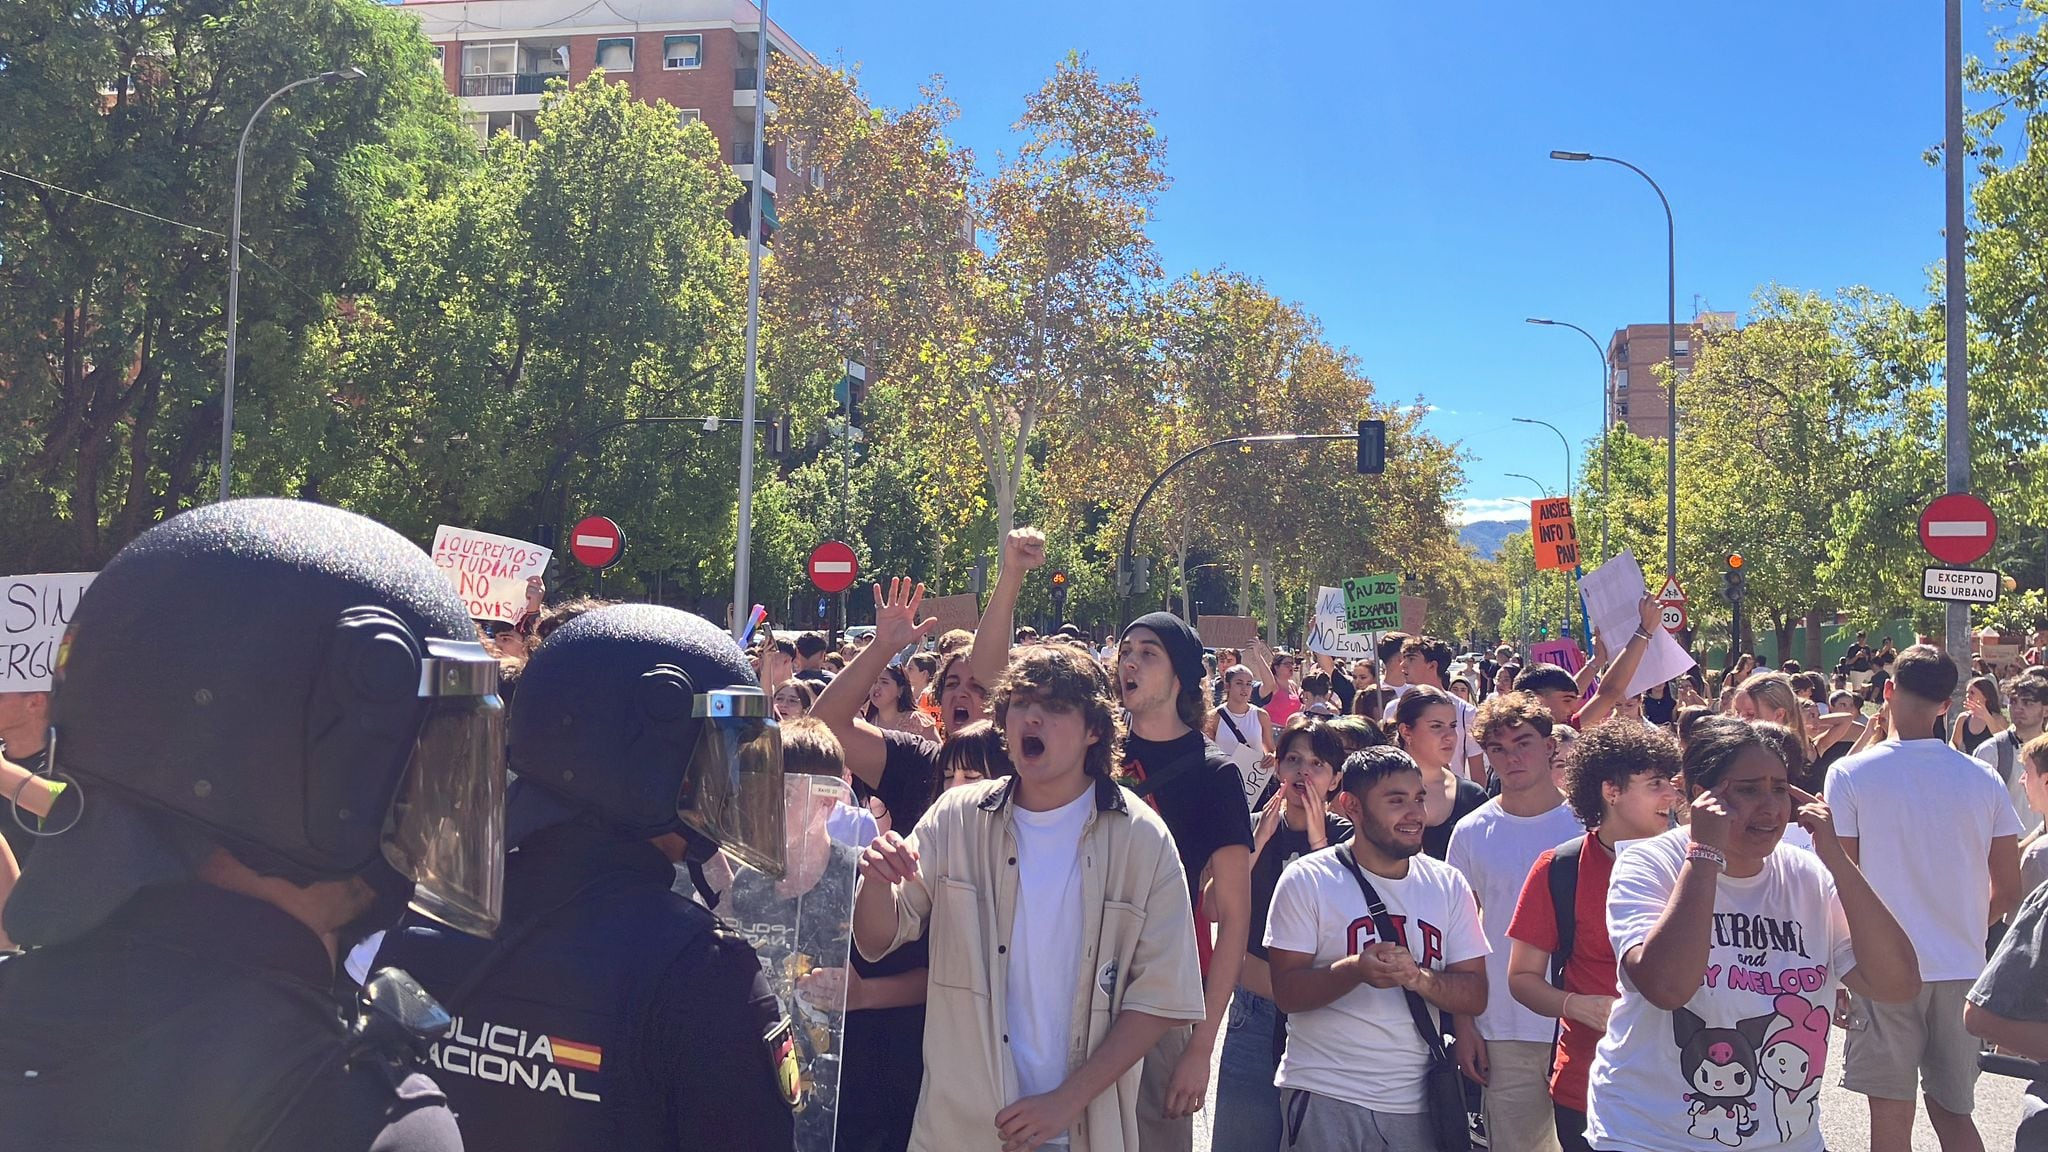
{"left": 6, "top": 522, "right": 2048, "bottom": 1152}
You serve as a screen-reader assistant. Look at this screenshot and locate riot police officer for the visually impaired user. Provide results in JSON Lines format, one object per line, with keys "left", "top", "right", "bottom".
{"left": 377, "top": 603, "right": 799, "bottom": 1151}
{"left": 0, "top": 498, "right": 508, "bottom": 1150}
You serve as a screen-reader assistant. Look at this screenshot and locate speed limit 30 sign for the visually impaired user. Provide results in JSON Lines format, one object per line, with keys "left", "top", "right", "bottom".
{"left": 1660, "top": 602, "right": 1688, "bottom": 633}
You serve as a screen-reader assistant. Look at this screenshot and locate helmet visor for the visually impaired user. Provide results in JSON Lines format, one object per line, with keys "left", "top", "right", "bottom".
{"left": 678, "top": 688, "right": 785, "bottom": 876}
{"left": 383, "top": 639, "right": 507, "bottom": 937}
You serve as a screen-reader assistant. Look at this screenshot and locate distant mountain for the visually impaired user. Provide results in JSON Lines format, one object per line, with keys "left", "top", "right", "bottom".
{"left": 1459, "top": 519, "right": 1520, "bottom": 558}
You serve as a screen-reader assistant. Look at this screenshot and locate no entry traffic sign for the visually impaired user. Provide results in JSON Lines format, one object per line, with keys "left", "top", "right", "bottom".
{"left": 569, "top": 515, "right": 624, "bottom": 569}
{"left": 808, "top": 540, "right": 859, "bottom": 594}
{"left": 1919, "top": 493, "right": 1997, "bottom": 566}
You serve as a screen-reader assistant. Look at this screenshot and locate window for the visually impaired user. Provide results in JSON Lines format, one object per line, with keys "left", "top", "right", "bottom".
{"left": 1674, "top": 338, "right": 1691, "bottom": 354}
{"left": 595, "top": 37, "right": 634, "bottom": 72}
{"left": 468, "top": 110, "right": 537, "bottom": 147}
{"left": 462, "top": 42, "right": 515, "bottom": 76}
{"left": 430, "top": 45, "right": 445, "bottom": 68}
{"left": 1615, "top": 369, "right": 1629, "bottom": 392}
{"left": 809, "top": 165, "right": 824, "bottom": 190}
{"left": 663, "top": 34, "right": 702, "bottom": 69}
{"left": 1617, "top": 401, "right": 1630, "bottom": 418}
{"left": 678, "top": 108, "right": 702, "bottom": 128}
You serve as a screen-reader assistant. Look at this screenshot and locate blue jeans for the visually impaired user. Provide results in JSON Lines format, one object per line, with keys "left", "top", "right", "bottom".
{"left": 1213, "top": 987, "right": 1282, "bottom": 1152}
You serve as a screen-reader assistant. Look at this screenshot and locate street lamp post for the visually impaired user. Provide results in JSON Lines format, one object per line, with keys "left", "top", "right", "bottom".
{"left": 1550, "top": 149, "right": 1677, "bottom": 580}
{"left": 1512, "top": 417, "right": 1573, "bottom": 515}
{"left": 1526, "top": 317, "right": 1611, "bottom": 560}
{"left": 731, "top": 0, "right": 773, "bottom": 641}
{"left": 219, "top": 66, "right": 365, "bottom": 502}
{"left": 1505, "top": 472, "right": 1551, "bottom": 499}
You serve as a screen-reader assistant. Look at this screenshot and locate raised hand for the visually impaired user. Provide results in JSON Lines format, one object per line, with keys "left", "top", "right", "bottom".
{"left": 1001, "top": 527, "right": 1048, "bottom": 575}
{"left": 1688, "top": 788, "right": 1733, "bottom": 852}
{"left": 871, "top": 578, "right": 938, "bottom": 654}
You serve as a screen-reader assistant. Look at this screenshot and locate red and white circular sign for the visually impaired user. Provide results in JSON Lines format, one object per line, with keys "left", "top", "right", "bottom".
{"left": 1918, "top": 493, "right": 1997, "bottom": 566}
{"left": 808, "top": 540, "right": 859, "bottom": 594}
{"left": 569, "top": 515, "right": 624, "bottom": 569}
{"left": 1660, "top": 602, "right": 1688, "bottom": 634}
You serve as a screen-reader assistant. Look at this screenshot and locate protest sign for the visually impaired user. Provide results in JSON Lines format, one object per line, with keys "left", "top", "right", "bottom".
{"left": 1307, "top": 586, "right": 1374, "bottom": 659}
{"left": 1197, "top": 615, "right": 1259, "bottom": 649}
{"left": 922, "top": 593, "right": 982, "bottom": 639}
{"left": 2, "top": 573, "right": 95, "bottom": 691}
{"left": 1342, "top": 573, "right": 1401, "bottom": 632}
{"left": 1528, "top": 639, "right": 1585, "bottom": 674}
{"left": 430, "top": 526, "right": 552, "bottom": 624}
{"left": 1577, "top": 548, "right": 1696, "bottom": 697}
{"left": 1531, "top": 497, "right": 1580, "bottom": 571}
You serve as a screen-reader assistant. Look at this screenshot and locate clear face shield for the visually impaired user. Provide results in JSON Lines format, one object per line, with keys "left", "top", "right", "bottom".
{"left": 678, "top": 687, "right": 786, "bottom": 876}
{"left": 382, "top": 637, "right": 507, "bottom": 937}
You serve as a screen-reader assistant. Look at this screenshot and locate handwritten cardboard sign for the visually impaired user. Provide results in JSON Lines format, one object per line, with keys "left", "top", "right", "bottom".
{"left": 1532, "top": 498, "right": 1580, "bottom": 571}
{"left": 1307, "top": 586, "right": 1375, "bottom": 659}
{"left": 1196, "top": 615, "right": 1259, "bottom": 650}
{"left": 430, "top": 526, "right": 552, "bottom": 624}
{"left": 922, "top": 593, "right": 982, "bottom": 640}
{"left": 1, "top": 573, "right": 96, "bottom": 691}
{"left": 1342, "top": 573, "right": 1402, "bottom": 632}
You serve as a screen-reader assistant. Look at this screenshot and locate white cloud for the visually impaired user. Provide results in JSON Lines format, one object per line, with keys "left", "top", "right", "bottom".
{"left": 1455, "top": 497, "right": 1537, "bottom": 525}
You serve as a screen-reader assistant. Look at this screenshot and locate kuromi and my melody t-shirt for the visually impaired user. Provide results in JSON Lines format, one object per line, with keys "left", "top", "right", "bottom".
{"left": 1585, "top": 829, "right": 1857, "bottom": 1152}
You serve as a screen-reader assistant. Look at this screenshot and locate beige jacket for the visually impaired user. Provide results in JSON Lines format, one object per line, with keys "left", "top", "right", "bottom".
{"left": 857, "top": 774, "right": 1206, "bottom": 1152}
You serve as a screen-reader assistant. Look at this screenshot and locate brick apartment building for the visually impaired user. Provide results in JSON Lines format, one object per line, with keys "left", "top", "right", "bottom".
{"left": 1605, "top": 311, "right": 1736, "bottom": 438}
{"left": 402, "top": 0, "right": 819, "bottom": 207}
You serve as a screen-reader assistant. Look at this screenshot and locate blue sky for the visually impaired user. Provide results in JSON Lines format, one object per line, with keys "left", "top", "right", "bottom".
{"left": 774, "top": 0, "right": 2001, "bottom": 523}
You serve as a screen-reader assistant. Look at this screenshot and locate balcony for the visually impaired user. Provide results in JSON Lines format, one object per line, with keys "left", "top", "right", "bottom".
{"left": 729, "top": 143, "right": 777, "bottom": 193}
{"left": 733, "top": 68, "right": 779, "bottom": 116}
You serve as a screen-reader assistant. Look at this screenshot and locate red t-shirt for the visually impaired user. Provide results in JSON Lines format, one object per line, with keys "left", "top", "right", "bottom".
{"left": 1505, "top": 831, "right": 1617, "bottom": 1113}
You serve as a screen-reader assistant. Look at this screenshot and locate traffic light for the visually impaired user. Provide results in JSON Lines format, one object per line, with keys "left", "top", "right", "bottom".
{"left": 1051, "top": 570, "right": 1069, "bottom": 615}
{"left": 766, "top": 412, "right": 791, "bottom": 458}
{"left": 1132, "top": 556, "right": 1151, "bottom": 596}
{"left": 842, "top": 360, "right": 868, "bottom": 429}
{"left": 1722, "top": 553, "right": 1747, "bottom": 602}
{"left": 1115, "top": 557, "right": 1130, "bottom": 598}
{"left": 1356, "top": 418, "right": 1387, "bottom": 475}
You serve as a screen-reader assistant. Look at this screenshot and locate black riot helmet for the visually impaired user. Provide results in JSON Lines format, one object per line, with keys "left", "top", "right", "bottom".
{"left": 5, "top": 499, "right": 506, "bottom": 946}
{"left": 507, "top": 603, "right": 786, "bottom": 872}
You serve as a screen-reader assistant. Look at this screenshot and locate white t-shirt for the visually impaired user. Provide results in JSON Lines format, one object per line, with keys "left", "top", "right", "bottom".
{"left": 1264, "top": 846, "right": 1490, "bottom": 1113}
{"left": 1825, "top": 737, "right": 2024, "bottom": 981}
{"left": 1971, "top": 728, "right": 2045, "bottom": 838}
{"left": 1212, "top": 703, "right": 1270, "bottom": 811}
{"left": 1586, "top": 829, "right": 1857, "bottom": 1152}
{"left": 1444, "top": 797, "right": 1584, "bottom": 1042}
{"left": 1006, "top": 787, "right": 1093, "bottom": 1144}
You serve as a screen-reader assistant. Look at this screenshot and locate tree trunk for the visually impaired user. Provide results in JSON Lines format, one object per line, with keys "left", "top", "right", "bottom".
{"left": 1239, "top": 547, "right": 1254, "bottom": 625}
{"left": 1773, "top": 612, "right": 1793, "bottom": 668}
{"left": 1262, "top": 548, "right": 1280, "bottom": 646}
{"left": 1803, "top": 605, "right": 1831, "bottom": 670}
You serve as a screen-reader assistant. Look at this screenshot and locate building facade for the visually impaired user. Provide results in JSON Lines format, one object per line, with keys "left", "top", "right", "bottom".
{"left": 1605, "top": 311, "right": 1736, "bottom": 439}
{"left": 403, "top": 0, "right": 818, "bottom": 202}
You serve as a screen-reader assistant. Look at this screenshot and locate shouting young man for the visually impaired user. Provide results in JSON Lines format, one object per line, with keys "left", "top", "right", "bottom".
{"left": 1116, "top": 613, "right": 1254, "bottom": 1149}
{"left": 853, "top": 644, "right": 1205, "bottom": 1152}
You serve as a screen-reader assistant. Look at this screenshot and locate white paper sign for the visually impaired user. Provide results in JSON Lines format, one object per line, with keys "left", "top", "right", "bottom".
{"left": 1307, "top": 586, "right": 1375, "bottom": 659}
{"left": 430, "top": 526, "right": 552, "bottom": 624}
{"left": 1577, "top": 549, "right": 1695, "bottom": 699}
{"left": 1, "top": 573, "right": 96, "bottom": 691}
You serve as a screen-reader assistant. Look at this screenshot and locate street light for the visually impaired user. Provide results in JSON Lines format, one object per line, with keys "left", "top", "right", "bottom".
{"left": 1511, "top": 417, "right": 1573, "bottom": 515}
{"left": 1526, "top": 316, "right": 1612, "bottom": 560}
{"left": 219, "top": 65, "right": 366, "bottom": 501}
{"left": 1549, "top": 149, "right": 1678, "bottom": 580}
{"left": 1505, "top": 472, "right": 1551, "bottom": 499}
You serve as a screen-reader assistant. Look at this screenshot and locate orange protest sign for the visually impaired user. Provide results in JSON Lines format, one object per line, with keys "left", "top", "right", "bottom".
{"left": 1531, "top": 498, "right": 1580, "bottom": 571}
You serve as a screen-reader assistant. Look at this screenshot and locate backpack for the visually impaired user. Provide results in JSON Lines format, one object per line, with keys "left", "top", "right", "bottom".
{"left": 1545, "top": 837, "right": 1585, "bottom": 989}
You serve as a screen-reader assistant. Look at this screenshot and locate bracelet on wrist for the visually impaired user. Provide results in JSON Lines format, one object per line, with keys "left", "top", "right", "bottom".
{"left": 1633, "top": 625, "right": 1654, "bottom": 641}
{"left": 1685, "top": 842, "right": 1728, "bottom": 870}
{"left": 1562, "top": 992, "right": 1576, "bottom": 1021}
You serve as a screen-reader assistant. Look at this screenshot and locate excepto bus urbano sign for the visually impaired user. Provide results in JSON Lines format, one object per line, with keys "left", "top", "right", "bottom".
{"left": 1921, "top": 566, "right": 2000, "bottom": 605}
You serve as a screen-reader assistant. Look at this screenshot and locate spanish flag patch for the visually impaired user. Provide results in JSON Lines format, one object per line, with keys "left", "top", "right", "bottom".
{"left": 766, "top": 1018, "right": 802, "bottom": 1109}
{"left": 549, "top": 1036, "right": 603, "bottom": 1072}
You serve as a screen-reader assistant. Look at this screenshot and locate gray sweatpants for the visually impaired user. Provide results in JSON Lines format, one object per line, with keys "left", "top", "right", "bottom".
{"left": 1281, "top": 1087, "right": 1439, "bottom": 1152}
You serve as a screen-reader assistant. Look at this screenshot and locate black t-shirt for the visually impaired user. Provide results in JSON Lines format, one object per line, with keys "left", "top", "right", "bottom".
{"left": 1249, "top": 813, "right": 1352, "bottom": 961}
{"left": 870, "top": 729, "right": 942, "bottom": 833}
{"left": 1119, "top": 730, "right": 1254, "bottom": 901}
{"left": 1846, "top": 644, "right": 1873, "bottom": 672}
{"left": 1423, "top": 777, "right": 1489, "bottom": 861}
{"left": 1328, "top": 673, "right": 1356, "bottom": 715}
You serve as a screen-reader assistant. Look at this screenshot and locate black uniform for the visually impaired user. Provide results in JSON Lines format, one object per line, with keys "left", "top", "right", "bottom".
{"left": 380, "top": 821, "right": 795, "bottom": 1152}
{"left": 0, "top": 884, "right": 461, "bottom": 1151}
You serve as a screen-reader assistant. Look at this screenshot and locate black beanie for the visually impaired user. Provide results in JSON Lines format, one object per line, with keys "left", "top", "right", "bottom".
{"left": 1122, "top": 612, "right": 1207, "bottom": 697}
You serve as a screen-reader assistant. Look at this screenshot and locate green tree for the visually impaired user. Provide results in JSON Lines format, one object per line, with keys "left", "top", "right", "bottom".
{"left": 0, "top": 0, "right": 471, "bottom": 566}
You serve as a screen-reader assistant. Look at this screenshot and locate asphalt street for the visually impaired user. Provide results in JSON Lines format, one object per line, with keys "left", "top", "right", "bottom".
{"left": 1191, "top": 1023, "right": 2031, "bottom": 1150}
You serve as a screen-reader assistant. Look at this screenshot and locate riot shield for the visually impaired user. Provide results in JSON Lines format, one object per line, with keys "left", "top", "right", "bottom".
{"left": 717, "top": 773, "right": 860, "bottom": 1152}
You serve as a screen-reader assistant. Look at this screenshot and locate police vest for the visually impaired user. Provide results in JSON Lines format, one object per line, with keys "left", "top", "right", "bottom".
{"left": 379, "top": 829, "right": 734, "bottom": 1151}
